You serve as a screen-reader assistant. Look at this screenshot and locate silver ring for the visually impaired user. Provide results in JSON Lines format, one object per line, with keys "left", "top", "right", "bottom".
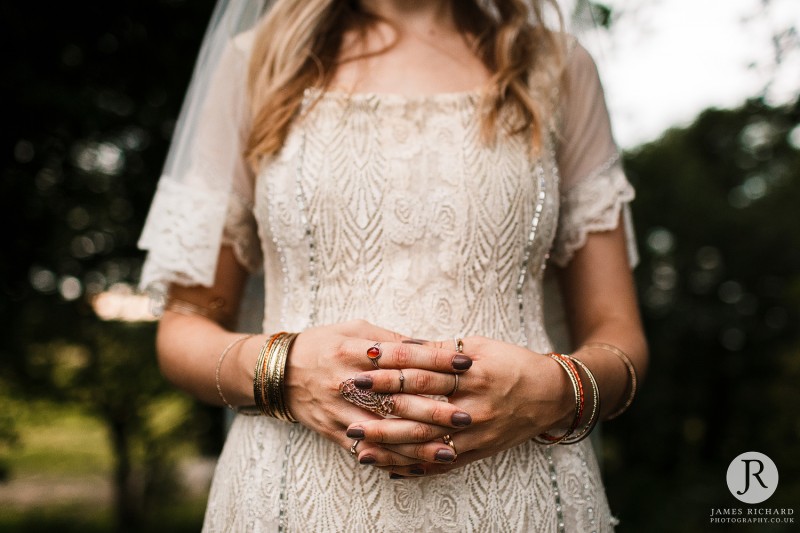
{"left": 367, "top": 342, "right": 382, "bottom": 368}
{"left": 454, "top": 337, "right": 464, "bottom": 353}
{"left": 446, "top": 373, "right": 459, "bottom": 397}
{"left": 398, "top": 369, "right": 405, "bottom": 393}
{"left": 340, "top": 378, "right": 395, "bottom": 417}
{"left": 350, "top": 440, "right": 359, "bottom": 456}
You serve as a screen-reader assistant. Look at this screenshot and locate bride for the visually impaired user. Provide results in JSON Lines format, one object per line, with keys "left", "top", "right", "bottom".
{"left": 139, "top": 0, "right": 648, "bottom": 531}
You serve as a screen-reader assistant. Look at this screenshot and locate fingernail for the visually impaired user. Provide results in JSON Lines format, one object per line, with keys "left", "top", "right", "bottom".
{"left": 389, "top": 473, "right": 406, "bottom": 479}
{"left": 409, "top": 466, "right": 425, "bottom": 476}
{"left": 353, "top": 376, "right": 373, "bottom": 389}
{"left": 435, "top": 448, "right": 456, "bottom": 463}
{"left": 402, "top": 339, "right": 426, "bottom": 345}
{"left": 359, "top": 455, "right": 376, "bottom": 465}
{"left": 452, "top": 354, "right": 472, "bottom": 370}
{"left": 347, "top": 427, "right": 365, "bottom": 439}
{"left": 451, "top": 412, "right": 472, "bottom": 427}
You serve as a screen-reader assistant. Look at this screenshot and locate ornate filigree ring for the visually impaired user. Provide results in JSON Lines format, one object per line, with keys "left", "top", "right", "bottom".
{"left": 340, "top": 378, "right": 395, "bottom": 417}
{"left": 367, "top": 342, "right": 382, "bottom": 368}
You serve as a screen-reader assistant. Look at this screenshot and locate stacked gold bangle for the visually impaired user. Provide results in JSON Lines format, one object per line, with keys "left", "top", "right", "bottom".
{"left": 534, "top": 352, "right": 601, "bottom": 446}
{"left": 253, "top": 332, "right": 299, "bottom": 423}
{"left": 584, "top": 342, "right": 638, "bottom": 420}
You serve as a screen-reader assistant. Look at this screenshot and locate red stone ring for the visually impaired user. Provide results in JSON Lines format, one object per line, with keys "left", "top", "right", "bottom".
{"left": 367, "top": 342, "right": 382, "bottom": 368}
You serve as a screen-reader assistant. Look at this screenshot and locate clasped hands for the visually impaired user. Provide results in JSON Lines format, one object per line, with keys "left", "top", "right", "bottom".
{"left": 286, "top": 320, "right": 574, "bottom": 478}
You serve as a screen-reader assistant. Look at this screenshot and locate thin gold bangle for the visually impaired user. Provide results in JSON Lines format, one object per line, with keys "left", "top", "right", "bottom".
{"left": 534, "top": 353, "right": 582, "bottom": 445}
{"left": 583, "top": 342, "right": 638, "bottom": 420}
{"left": 215, "top": 334, "right": 254, "bottom": 410}
{"left": 561, "top": 355, "right": 600, "bottom": 444}
{"left": 254, "top": 333, "right": 282, "bottom": 416}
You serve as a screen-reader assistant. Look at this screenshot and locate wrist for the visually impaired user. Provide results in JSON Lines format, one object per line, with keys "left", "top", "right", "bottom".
{"left": 544, "top": 354, "right": 580, "bottom": 430}
{"left": 224, "top": 334, "right": 267, "bottom": 407}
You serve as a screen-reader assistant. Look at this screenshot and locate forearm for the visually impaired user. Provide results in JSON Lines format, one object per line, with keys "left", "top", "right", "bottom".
{"left": 556, "top": 218, "right": 649, "bottom": 420}
{"left": 156, "top": 311, "right": 265, "bottom": 407}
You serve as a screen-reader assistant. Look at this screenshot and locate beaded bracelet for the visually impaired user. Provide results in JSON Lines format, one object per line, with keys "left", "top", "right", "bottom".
{"left": 534, "top": 353, "right": 584, "bottom": 445}
{"left": 215, "top": 334, "right": 255, "bottom": 410}
{"left": 583, "top": 342, "right": 638, "bottom": 420}
{"left": 559, "top": 355, "right": 600, "bottom": 445}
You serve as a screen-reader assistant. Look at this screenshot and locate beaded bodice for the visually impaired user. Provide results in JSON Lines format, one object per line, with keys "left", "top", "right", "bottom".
{"left": 256, "top": 89, "right": 559, "bottom": 349}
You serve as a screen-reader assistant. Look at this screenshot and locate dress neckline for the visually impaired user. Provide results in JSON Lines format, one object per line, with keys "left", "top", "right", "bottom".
{"left": 302, "top": 86, "right": 481, "bottom": 107}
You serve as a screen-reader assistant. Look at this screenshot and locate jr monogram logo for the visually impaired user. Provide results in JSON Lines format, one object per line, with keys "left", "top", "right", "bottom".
{"left": 727, "top": 452, "right": 779, "bottom": 504}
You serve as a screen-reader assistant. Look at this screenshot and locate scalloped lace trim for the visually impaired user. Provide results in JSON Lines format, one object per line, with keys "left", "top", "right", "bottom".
{"left": 551, "top": 156, "right": 636, "bottom": 267}
{"left": 138, "top": 179, "right": 229, "bottom": 293}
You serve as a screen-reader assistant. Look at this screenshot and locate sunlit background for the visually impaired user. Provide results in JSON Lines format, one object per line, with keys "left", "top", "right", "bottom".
{"left": 1, "top": 1, "right": 798, "bottom": 531}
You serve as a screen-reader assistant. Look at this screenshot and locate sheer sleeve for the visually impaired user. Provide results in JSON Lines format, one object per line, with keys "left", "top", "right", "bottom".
{"left": 138, "top": 32, "right": 262, "bottom": 293}
{"left": 551, "top": 42, "right": 638, "bottom": 268}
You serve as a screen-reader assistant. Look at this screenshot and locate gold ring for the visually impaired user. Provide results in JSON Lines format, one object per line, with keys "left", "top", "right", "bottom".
{"left": 446, "top": 373, "right": 459, "bottom": 397}
{"left": 454, "top": 337, "right": 464, "bottom": 353}
{"left": 398, "top": 369, "right": 405, "bottom": 393}
{"left": 442, "top": 434, "right": 458, "bottom": 461}
{"left": 350, "top": 440, "right": 359, "bottom": 456}
{"left": 340, "top": 378, "right": 395, "bottom": 417}
{"left": 367, "top": 342, "right": 382, "bottom": 368}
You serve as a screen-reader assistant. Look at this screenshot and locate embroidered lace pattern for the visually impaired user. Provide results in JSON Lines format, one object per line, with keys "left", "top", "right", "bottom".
{"left": 550, "top": 154, "right": 635, "bottom": 267}
{"left": 199, "top": 90, "right": 626, "bottom": 532}
{"left": 139, "top": 179, "right": 229, "bottom": 290}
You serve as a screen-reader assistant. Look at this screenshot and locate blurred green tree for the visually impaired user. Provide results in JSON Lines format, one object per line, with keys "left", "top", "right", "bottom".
{"left": 0, "top": 1, "right": 219, "bottom": 529}
{"left": 606, "top": 97, "right": 800, "bottom": 532}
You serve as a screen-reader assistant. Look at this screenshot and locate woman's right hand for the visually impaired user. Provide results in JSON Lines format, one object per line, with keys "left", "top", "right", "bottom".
{"left": 280, "top": 319, "right": 475, "bottom": 466}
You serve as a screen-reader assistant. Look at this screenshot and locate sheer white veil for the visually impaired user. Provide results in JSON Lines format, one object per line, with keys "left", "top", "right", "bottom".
{"left": 138, "top": 0, "right": 272, "bottom": 330}
{"left": 137, "top": 0, "right": 619, "bottom": 337}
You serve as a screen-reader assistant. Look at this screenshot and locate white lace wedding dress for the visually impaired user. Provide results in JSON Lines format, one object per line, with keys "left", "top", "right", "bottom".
{"left": 139, "top": 34, "right": 636, "bottom": 533}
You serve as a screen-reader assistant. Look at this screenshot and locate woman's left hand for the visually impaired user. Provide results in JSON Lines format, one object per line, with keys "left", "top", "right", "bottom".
{"left": 344, "top": 336, "right": 576, "bottom": 477}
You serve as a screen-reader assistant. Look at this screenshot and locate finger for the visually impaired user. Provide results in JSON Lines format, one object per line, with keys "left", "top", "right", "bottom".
{"left": 392, "top": 393, "right": 472, "bottom": 427}
{"left": 342, "top": 339, "right": 473, "bottom": 372}
{"left": 378, "top": 440, "right": 460, "bottom": 464}
{"left": 347, "top": 417, "right": 459, "bottom": 445}
{"left": 344, "top": 394, "right": 471, "bottom": 430}
{"left": 357, "top": 442, "right": 454, "bottom": 468}
{"left": 353, "top": 369, "right": 460, "bottom": 396}
{"left": 353, "top": 444, "right": 424, "bottom": 468}
{"left": 385, "top": 448, "right": 485, "bottom": 477}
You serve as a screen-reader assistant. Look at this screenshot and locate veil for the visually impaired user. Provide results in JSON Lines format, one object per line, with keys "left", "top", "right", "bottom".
{"left": 137, "top": 0, "right": 630, "bottom": 337}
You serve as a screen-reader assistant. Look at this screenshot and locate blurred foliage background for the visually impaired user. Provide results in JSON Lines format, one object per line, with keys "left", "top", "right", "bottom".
{"left": 1, "top": 1, "right": 798, "bottom": 532}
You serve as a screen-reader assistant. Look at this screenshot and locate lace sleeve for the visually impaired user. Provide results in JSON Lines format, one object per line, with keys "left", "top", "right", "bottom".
{"left": 138, "top": 32, "right": 262, "bottom": 294}
{"left": 551, "top": 42, "right": 638, "bottom": 268}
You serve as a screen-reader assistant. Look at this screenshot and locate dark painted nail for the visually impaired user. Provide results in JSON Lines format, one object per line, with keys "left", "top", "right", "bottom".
{"left": 353, "top": 376, "right": 373, "bottom": 389}
{"left": 346, "top": 427, "right": 365, "bottom": 439}
{"left": 452, "top": 355, "right": 472, "bottom": 370}
{"left": 359, "top": 455, "right": 376, "bottom": 465}
{"left": 451, "top": 412, "right": 472, "bottom": 427}
{"left": 389, "top": 473, "right": 406, "bottom": 479}
{"left": 402, "top": 339, "right": 426, "bottom": 345}
{"left": 409, "top": 466, "right": 425, "bottom": 476}
{"left": 435, "top": 448, "right": 456, "bottom": 463}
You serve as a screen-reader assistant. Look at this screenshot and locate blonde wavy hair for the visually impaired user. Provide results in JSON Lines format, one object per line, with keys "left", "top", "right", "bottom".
{"left": 246, "top": 0, "right": 566, "bottom": 165}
